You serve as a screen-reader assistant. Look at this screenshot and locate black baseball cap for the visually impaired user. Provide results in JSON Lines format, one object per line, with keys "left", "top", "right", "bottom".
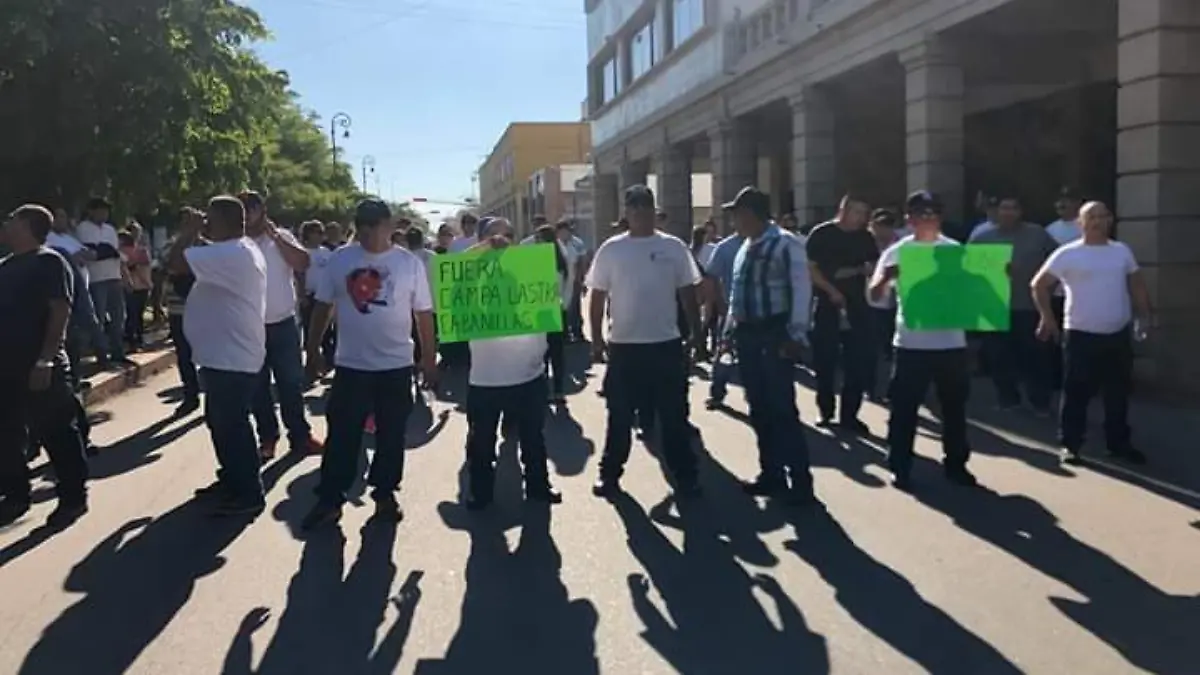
{"left": 870, "top": 208, "right": 897, "bottom": 227}
{"left": 86, "top": 196, "right": 111, "bottom": 211}
{"left": 905, "top": 190, "right": 944, "bottom": 216}
{"left": 238, "top": 190, "right": 266, "bottom": 210}
{"left": 354, "top": 198, "right": 392, "bottom": 228}
{"left": 624, "top": 184, "right": 656, "bottom": 209}
{"left": 722, "top": 186, "right": 771, "bottom": 220}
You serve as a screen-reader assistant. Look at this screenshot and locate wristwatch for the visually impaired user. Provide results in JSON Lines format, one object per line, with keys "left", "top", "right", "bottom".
{"left": 35, "top": 359, "right": 54, "bottom": 369}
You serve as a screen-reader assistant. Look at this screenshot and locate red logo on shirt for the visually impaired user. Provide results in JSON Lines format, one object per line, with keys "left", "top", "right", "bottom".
{"left": 346, "top": 268, "right": 387, "bottom": 314}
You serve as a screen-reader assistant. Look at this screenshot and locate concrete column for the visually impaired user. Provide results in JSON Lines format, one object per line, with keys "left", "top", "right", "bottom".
{"left": 708, "top": 119, "right": 757, "bottom": 215}
{"left": 656, "top": 142, "right": 693, "bottom": 239}
{"left": 1117, "top": 0, "right": 1200, "bottom": 389}
{"left": 901, "top": 37, "right": 965, "bottom": 225}
{"left": 789, "top": 87, "right": 837, "bottom": 225}
{"left": 591, "top": 171, "right": 619, "bottom": 245}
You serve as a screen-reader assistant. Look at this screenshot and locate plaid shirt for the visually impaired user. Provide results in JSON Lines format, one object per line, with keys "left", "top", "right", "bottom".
{"left": 727, "top": 224, "right": 812, "bottom": 340}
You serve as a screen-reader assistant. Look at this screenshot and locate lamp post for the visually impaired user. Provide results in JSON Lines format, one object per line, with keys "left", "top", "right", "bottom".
{"left": 329, "top": 112, "right": 352, "bottom": 175}
{"left": 361, "top": 155, "right": 376, "bottom": 195}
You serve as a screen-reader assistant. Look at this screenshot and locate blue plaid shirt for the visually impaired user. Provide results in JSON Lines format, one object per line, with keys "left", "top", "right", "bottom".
{"left": 727, "top": 224, "right": 812, "bottom": 340}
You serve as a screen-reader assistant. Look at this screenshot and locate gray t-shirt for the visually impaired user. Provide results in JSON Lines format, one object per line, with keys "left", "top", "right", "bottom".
{"left": 969, "top": 222, "right": 1058, "bottom": 311}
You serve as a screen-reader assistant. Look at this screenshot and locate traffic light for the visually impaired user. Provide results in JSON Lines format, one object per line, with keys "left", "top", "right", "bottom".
{"left": 411, "top": 197, "right": 427, "bottom": 203}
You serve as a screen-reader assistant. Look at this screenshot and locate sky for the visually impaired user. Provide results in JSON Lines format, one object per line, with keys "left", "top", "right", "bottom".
{"left": 244, "top": 0, "right": 588, "bottom": 221}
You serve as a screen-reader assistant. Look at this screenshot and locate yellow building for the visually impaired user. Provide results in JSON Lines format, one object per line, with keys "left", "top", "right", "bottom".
{"left": 478, "top": 122, "right": 591, "bottom": 238}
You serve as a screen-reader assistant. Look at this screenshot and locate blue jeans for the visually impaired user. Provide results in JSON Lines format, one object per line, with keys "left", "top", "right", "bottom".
{"left": 169, "top": 315, "right": 200, "bottom": 401}
{"left": 88, "top": 279, "right": 126, "bottom": 361}
{"left": 201, "top": 368, "right": 263, "bottom": 505}
{"left": 734, "top": 319, "right": 813, "bottom": 491}
{"left": 252, "top": 317, "right": 311, "bottom": 449}
{"left": 316, "top": 367, "right": 415, "bottom": 505}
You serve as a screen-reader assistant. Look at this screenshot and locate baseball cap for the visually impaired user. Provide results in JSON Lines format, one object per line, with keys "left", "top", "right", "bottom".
{"left": 722, "top": 186, "right": 771, "bottom": 220}
{"left": 354, "top": 198, "right": 392, "bottom": 227}
{"left": 905, "top": 190, "right": 944, "bottom": 216}
{"left": 870, "top": 208, "right": 897, "bottom": 227}
{"left": 238, "top": 190, "right": 266, "bottom": 210}
{"left": 624, "top": 184, "right": 656, "bottom": 209}
{"left": 85, "top": 196, "right": 111, "bottom": 211}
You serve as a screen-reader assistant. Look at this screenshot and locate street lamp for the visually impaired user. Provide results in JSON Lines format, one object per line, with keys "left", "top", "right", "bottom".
{"left": 361, "top": 155, "right": 376, "bottom": 195}
{"left": 329, "top": 112, "right": 352, "bottom": 172}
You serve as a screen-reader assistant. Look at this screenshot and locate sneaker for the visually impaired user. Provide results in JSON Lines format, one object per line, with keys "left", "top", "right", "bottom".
{"left": 0, "top": 498, "right": 32, "bottom": 526}
{"left": 1062, "top": 447, "right": 1084, "bottom": 466}
{"left": 209, "top": 498, "right": 265, "bottom": 518}
{"left": 371, "top": 495, "right": 404, "bottom": 523}
{"left": 945, "top": 466, "right": 979, "bottom": 488}
{"left": 259, "top": 439, "right": 278, "bottom": 461}
{"left": 591, "top": 477, "right": 620, "bottom": 498}
{"left": 1109, "top": 447, "right": 1147, "bottom": 465}
{"left": 47, "top": 501, "right": 89, "bottom": 528}
{"left": 526, "top": 484, "right": 563, "bottom": 504}
{"left": 300, "top": 501, "right": 342, "bottom": 531}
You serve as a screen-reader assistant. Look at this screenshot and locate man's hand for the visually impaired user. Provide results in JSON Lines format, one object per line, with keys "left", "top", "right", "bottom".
{"left": 590, "top": 338, "right": 607, "bottom": 363}
{"left": 29, "top": 362, "right": 52, "bottom": 391}
{"left": 779, "top": 336, "right": 809, "bottom": 362}
{"left": 304, "top": 348, "right": 326, "bottom": 382}
{"left": 881, "top": 265, "right": 899, "bottom": 282}
{"left": 1036, "top": 317, "right": 1061, "bottom": 342}
{"left": 419, "top": 353, "right": 439, "bottom": 388}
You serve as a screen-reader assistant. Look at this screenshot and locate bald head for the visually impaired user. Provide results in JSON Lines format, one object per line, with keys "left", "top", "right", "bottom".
{"left": 1079, "top": 200, "right": 1113, "bottom": 240}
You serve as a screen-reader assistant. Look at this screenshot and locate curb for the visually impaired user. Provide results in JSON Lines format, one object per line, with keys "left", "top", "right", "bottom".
{"left": 82, "top": 349, "right": 178, "bottom": 409}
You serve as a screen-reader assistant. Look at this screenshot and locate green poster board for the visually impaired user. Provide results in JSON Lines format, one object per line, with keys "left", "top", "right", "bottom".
{"left": 897, "top": 243, "right": 1013, "bottom": 331}
{"left": 432, "top": 243, "right": 563, "bottom": 343}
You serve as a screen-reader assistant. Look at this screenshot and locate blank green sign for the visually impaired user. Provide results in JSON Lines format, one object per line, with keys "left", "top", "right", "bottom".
{"left": 432, "top": 243, "right": 563, "bottom": 343}
{"left": 898, "top": 244, "right": 1013, "bottom": 331}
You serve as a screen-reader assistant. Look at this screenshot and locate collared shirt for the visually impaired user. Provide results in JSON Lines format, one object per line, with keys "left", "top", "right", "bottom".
{"left": 706, "top": 233, "right": 745, "bottom": 301}
{"left": 727, "top": 224, "right": 812, "bottom": 340}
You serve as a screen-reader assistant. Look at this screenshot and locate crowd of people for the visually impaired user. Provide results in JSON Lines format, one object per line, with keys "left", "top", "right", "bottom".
{"left": 0, "top": 179, "right": 1153, "bottom": 532}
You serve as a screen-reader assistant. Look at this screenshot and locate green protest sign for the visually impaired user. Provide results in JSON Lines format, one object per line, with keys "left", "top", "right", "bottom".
{"left": 898, "top": 244, "right": 1013, "bottom": 331}
{"left": 432, "top": 243, "right": 563, "bottom": 343}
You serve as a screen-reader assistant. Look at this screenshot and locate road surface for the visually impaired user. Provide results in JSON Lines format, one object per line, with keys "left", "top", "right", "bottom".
{"left": 1, "top": 354, "right": 1197, "bottom": 674}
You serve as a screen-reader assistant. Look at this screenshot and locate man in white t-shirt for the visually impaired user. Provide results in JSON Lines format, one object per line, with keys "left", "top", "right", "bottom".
{"left": 1043, "top": 187, "right": 1082, "bottom": 391}
{"left": 300, "top": 199, "right": 437, "bottom": 531}
{"left": 870, "top": 191, "right": 978, "bottom": 492}
{"left": 587, "top": 184, "right": 702, "bottom": 499}
{"left": 457, "top": 225, "right": 562, "bottom": 510}
{"left": 240, "top": 191, "right": 320, "bottom": 461}
{"left": 171, "top": 195, "right": 268, "bottom": 517}
{"left": 1031, "top": 201, "right": 1151, "bottom": 466}
{"left": 48, "top": 209, "right": 103, "bottom": 377}
{"left": 555, "top": 220, "right": 590, "bottom": 341}
{"left": 75, "top": 197, "right": 129, "bottom": 364}
{"left": 299, "top": 220, "right": 334, "bottom": 370}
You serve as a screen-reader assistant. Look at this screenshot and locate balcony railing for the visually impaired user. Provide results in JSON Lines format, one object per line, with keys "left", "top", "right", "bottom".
{"left": 722, "top": 0, "right": 862, "bottom": 71}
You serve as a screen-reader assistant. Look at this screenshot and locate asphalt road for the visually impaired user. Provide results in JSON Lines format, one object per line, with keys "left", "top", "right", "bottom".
{"left": 1, "top": 353, "right": 1197, "bottom": 674}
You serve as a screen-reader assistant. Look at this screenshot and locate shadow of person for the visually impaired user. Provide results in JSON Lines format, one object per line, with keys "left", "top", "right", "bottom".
{"left": 562, "top": 342, "right": 593, "bottom": 395}
{"left": 613, "top": 493, "right": 829, "bottom": 673}
{"left": 783, "top": 507, "right": 1022, "bottom": 674}
{"left": 912, "top": 475, "right": 1199, "bottom": 674}
{"left": 905, "top": 245, "right": 1009, "bottom": 332}
{"left": 18, "top": 501, "right": 253, "bottom": 674}
{"left": 86, "top": 414, "right": 206, "bottom": 480}
{"left": 404, "top": 398, "right": 450, "bottom": 450}
{"left": 414, "top": 501, "right": 599, "bottom": 674}
{"left": 543, "top": 405, "right": 594, "bottom": 477}
{"left": 221, "top": 523, "right": 423, "bottom": 674}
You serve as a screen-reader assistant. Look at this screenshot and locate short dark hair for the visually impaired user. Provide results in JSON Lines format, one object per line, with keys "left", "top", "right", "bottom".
{"left": 300, "top": 219, "right": 325, "bottom": 241}
{"left": 554, "top": 219, "right": 571, "bottom": 231}
{"left": 207, "top": 195, "right": 246, "bottom": 232}
{"left": 404, "top": 227, "right": 425, "bottom": 248}
{"left": 535, "top": 224, "right": 556, "bottom": 242}
{"left": 238, "top": 190, "right": 266, "bottom": 210}
{"left": 10, "top": 204, "right": 54, "bottom": 242}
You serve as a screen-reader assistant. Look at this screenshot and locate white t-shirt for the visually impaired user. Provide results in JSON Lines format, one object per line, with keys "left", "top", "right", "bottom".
{"left": 1042, "top": 240, "right": 1137, "bottom": 335}
{"left": 46, "top": 231, "right": 89, "bottom": 286}
{"left": 468, "top": 334, "right": 547, "bottom": 387}
{"left": 315, "top": 244, "right": 433, "bottom": 371}
{"left": 696, "top": 242, "right": 717, "bottom": 269}
{"left": 1045, "top": 219, "right": 1081, "bottom": 246}
{"left": 449, "top": 236, "right": 477, "bottom": 253}
{"left": 184, "top": 238, "right": 267, "bottom": 374}
{"left": 75, "top": 220, "right": 122, "bottom": 283}
{"left": 304, "top": 246, "right": 332, "bottom": 295}
{"left": 585, "top": 231, "right": 700, "bottom": 344}
{"left": 254, "top": 230, "right": 301, "bottom": 323}
{"left": 872, "top": 234, "right": 968, "bottom": 350}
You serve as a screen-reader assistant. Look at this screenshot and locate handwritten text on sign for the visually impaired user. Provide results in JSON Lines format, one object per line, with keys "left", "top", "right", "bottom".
{"left": 432, "top": 243, "right": 563, "bottom": 343}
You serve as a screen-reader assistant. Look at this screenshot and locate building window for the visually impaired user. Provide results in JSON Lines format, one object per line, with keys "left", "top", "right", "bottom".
{"left": 630, "top": 20, "right": 655, "bottom": 81}
{"left": 600, "top": 56, "right": 619, "bottom": 104}
{"left": 673, "top": 0, "right": 704, "bottom": 45}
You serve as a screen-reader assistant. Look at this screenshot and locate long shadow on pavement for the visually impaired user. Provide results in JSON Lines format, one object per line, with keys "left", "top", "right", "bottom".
{"left": 543, "top": 404, "right": 594, "bottom": 478}
{"left": 222, "top": 522, "right": 423, "bottom": 674}
{"left": 17, "top": 500, "right": 254, "bottom": 674}
{"left": 86, "top": 411, "right": 207, "bottom": 481}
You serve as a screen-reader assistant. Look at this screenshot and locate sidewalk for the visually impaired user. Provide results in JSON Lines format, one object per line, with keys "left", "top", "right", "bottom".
{"left": 80, "top": 329, "right": 177, "bottom": 408}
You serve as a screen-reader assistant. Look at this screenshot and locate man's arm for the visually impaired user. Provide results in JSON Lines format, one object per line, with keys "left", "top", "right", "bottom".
{"left": 38, "top": 257, "right": 73, "bottom": 365}
{"left": 868, "top": 248, "right": 897, "bottom": 303}
{"left": 269, "top": 226, "right": 311, "bottom": 271}
{"left": 786, "top": 236, "right": 813, "bottom": 341}
{"left": 589, "top": 289, "right": 608, "bottom": 346}
{"left": 305, "top": 302, "right": 335, "bottom": 354}
{"left": 678, "top": 283, "right": 702, "bottom": 343}
{"left": 414, "top": 310, "right": 436, "bottom": 362}
{"left": 1030, "top": 266, "right": 1058, "bottom": 324}
{"left": 1127, "top": 269, "right": 1152, "bottom": 322}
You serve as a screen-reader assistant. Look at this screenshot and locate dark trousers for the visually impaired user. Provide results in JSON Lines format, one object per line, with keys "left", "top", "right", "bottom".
{"left": 984, "top": 309, "right": 1050, "bottom": 408}
{"left": 811, "top": 305, "right": 870, "bottom": 422}
{"left": 545, "top": 313, "right": 566, "bottom": 394}
{"left": 299, "top": 296, "right": 335, "bottom": 366}
{"left": 201, "top": 368, "right": 262, "bottom": 505}
{"left": 252, "top": 317, "right": 311, "bottom": 449}
{"left": 866, "top": 306, "right": 896, "bottom": 397}
{"left": 599, "top": 340, "right": 696, "bottom": 485}
{"left": 1050, "top": 297, "right": 1066, "bottom": 391}
{"left": 1060, "top": 327, "right": 1133, "bottom": 453}
{"left": 0, "top": 372, "right": 88, "bottom": 506}
{"left": 168, "top": 314, "right": 200, "bottom": 401}
{"left": 466, "top": 375, "right": 550, "bottom": 500}
{"left": 734, "top": 320, "right": 813, "bottom": 491}
{"left": 316, "top": 367, "right": 414, "bottom": 505}
{"left": 124, "top": 288, "right": 149, "bottom": 346}
{"left": 567, "top": 286, "right": 584, "bottom": 339}
{"left": 887, "top": 348, "right": 971, "bottom": 477}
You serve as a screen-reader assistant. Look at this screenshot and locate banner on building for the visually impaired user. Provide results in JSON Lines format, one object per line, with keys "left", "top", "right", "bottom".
{"left": 432, "top": 243, "right": 563, "bottom": 343}
{"left": 898, "top": 244, "right": 1013, "bottom": 331}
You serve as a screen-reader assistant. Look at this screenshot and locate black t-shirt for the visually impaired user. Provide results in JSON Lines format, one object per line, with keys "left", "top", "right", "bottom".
{"left": 0, "top": 248, "right": 73, "bottom": 381}
{"left": 805, "top": 221, "right": 878, "bottom": 310}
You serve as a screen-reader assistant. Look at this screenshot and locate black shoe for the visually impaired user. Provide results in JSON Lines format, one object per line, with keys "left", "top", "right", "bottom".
{"left": 838, "top": 418, "right": 870, "bottom": 435}
{"left": 1109, "top": 447, "right": 1147, "bottom": 465}
{"left": 371, "top": 495, "right": 404, "bottom": 523}
{"left": 465, "top": 494, "right": 493, "bottom": 511}
{"left": 1062, "top": 447, "right": 1084, "bottom": 466}
{"left": 674, "top": 480, "right": 703, "bottom": 499}
{"left": 783, "top": 489, "right": 821, "bottom": 509}
{"left": 945, "top": 466, "right": 979, "bottom": 488}
{"left": 592, "top": 477, "right": 620, "bottom": 498}
{"left": 816, "top": 418, "right": 835, "bottom": 429}
{"left": 47, "top": 501, "right": 89, "bottom": 528}
{"left": 209, "top": 498, "right": 264, "bottom": 518}
{"left": 892, "top": 473, "right": 913, "bottom": 492}
{"left": 300, "top": 501, "right": 342, "bottom": 531}
{"left": 194, "top": 481, "right": 227, "bottom": 498}
{"left": 174, "top": 398, "right": 200, "bottom": 416}
{"left": 527, "top": 485, "right": 563, "bottom": 504}
{"left": 741, "top": 477, "right": 787, "bottom": 497}
{"left": 0, "top": 498, "right": 32, "bottom": 526}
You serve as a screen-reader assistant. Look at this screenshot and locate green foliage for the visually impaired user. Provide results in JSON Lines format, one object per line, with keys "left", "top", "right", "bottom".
{"left": 0, "top": 0, "right": 360, "bottom": 225}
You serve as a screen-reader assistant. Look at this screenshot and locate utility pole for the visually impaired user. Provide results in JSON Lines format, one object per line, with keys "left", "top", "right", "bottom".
{"left": 361, "top": 155, "right": 376, "bottom": 194}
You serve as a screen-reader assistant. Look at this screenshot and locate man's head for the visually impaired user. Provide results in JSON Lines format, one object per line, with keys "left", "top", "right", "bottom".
{"left": 324, "top": 221, "right": 345, "bottom": 245}
{"left": 206, "top": 196, "right": 246, "bottom": 241}
{"left": 554, "top": 219, "right": 572, "bottom": 242}
{"left": 2, "top": 204, "right": 55, "bottom": 250}
{"left": 300, "top": 220, "right": 325, "bottom": 247}
{"left": 238, "top": 191, "right": 267, "bottom": 232}
{"left": 995, "top": 195, "right": 1022, "bottom": 227}
{"left": 52, "top": 207, "right": 71, "bottom": 233}
{"left": 85, "top": 197, "right": 111, "bottom": 224}
{"left": 722, "top": 185, "right": 771, "bottom": 236}
{"left": 436, "top": 224, "right": 454, "bottom": 248}
{"left": 905, "top": 190, "right": 944, "bottom": 234}
{"left": 460, "top": 213, "right": 478, "bottom": 237}
{"left": 623, "top": 185, "right": 657, "bottom": 230}
{"left": 482, "top": 217, "right": 512, "bottom": 239}
{"left": 353, "top": 198, "right": 395, "bottom": 244}
{"left": 535, "top": 223, "right": 556, "bottom": 244}
{"left": 870, "top": 208, "right": 897, "bottom": 230}
{"left": 404, "top": 227, "right": 426, "bottom": 250}
{"left": 1055, "top": 187, "right": 1083, "bottom": 222}
{"left": 531, "top": 214, "right": 548, "bottom": 230}
{"left": 837, "top": 194, "right": 871, "bottom": 229}
{"left": 703, "top": 218, "right": 718, "bottom": 240}
{"left": 780, "top": 213, "right": 799, "bottom": 232}
{"left": 1079, "top": 201, "right": 1113, "bottom": 240}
